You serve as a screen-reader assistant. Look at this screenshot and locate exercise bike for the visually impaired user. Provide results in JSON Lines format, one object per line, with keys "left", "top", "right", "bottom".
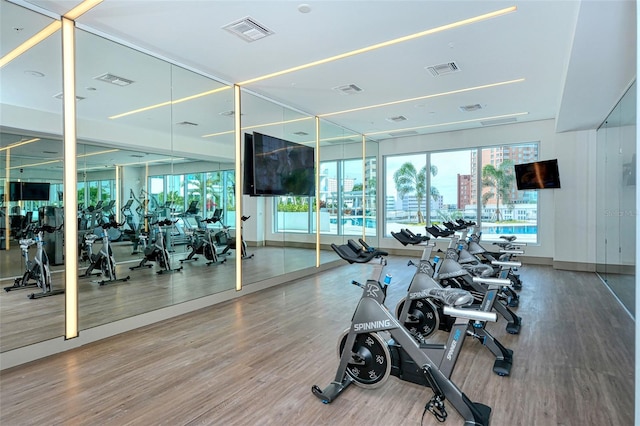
{"left": 129, "top": 219, "right": 183, "bottom": 274}
{"left": 180, "top": 216, "right": 225, "bottom": 265}
{"left": 387, "top": 231, "right": 513, "bottom": 376}
{"left": 215, "top": 214, "right": 253, "bottom": 260}
{"left": 312, "top": 242, "right": 498, "bottom": 426}
{"left": 4, "top": 224, "right": 65, "bottom": 299}
{"left": 80, "top": 221, "right": 130, "bottom": 285}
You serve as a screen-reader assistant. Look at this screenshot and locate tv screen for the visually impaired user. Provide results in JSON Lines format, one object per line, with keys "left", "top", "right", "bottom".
{"left": 243, "top": 133, "right": 255, "bottom": 196}
{"left": 9, "top": 181, "right": 21, "bottom": 201}
{"left": 514, "top": 159, "right": 561, "bottom": 190}
{"left": 21, "top": 182, "right": 51, "bottom": 200}
{"left": 246, "top": 132, "right": 315, "bottom": 196}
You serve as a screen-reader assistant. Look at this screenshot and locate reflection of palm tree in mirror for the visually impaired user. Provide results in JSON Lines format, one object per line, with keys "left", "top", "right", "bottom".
{"left": 393, "top": 162, "right": 438, "bottom": 223}
{"left": 482, "top": 159, "right": 515, "bottom": 222}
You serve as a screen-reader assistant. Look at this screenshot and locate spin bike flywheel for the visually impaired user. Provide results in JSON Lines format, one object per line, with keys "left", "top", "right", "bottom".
{"left": 395, "top": 297, "right": 440, "bottom": 338}
{"left": 337, "top": 329, "right": 391, "bottom": 388}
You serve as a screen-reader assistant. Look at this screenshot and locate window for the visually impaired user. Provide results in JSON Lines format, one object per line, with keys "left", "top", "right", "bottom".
{"left": 383, "top": 142, "right": 540, "bottom": 243}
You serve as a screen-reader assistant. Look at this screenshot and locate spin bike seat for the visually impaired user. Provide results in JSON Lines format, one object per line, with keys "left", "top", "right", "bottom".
{"left": 426, "top": 288, "right": 474, "bottom": 307}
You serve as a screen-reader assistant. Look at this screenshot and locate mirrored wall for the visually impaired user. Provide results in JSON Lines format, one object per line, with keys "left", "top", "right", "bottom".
{"left": 0, "top": 0, "right": 380, "bottom": 355}
{"left": 595, "top": 80, "right": 636, "bottom": 317}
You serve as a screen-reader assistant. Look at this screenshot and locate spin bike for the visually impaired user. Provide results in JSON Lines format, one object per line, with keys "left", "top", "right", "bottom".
{"left": 180, "top": 216, "right": 225, "bottom": 265}
{"left": 312, "top": 243, "right": 498, "bottom": 426}
{"left": 388, "top": 230, "right": 513, "bottom": 376}
{"left": 4, "top": 224, "right": 65, "bottom": 299}
{"left": 215, "top": 214, "right": 253, "bottom": 259}
{"left": 80, "top": 221, "right": 130, "bottom": 285}
{"left": 129, "top": 219, "right": 183, "bottom": 274}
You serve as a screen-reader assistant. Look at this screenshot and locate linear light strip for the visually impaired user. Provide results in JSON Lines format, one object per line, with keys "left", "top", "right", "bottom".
{"left": 109, "top": 86, "right": 232, "bottom": 119}
{"left": 315, "top": 116, "right": 320, "bottom": 267}
{"left": 239, "top": 6, "right": 517, "bottom": 86}
{"left": 319, "top": 79, "right": 525, "bottom": 118}
{"left": 5, "top": 152, "right": 10, "bottom": 250}
{"left": 364, "top": 112, "right": 529, "bottom": 136}
{"left": 0, "top": 138, "right": 41, "bottom": 152}
{"left": 234, "top": 85, "right": 242, "bottom": 292}
{"left": 361, "top": 134, "right": 366, "bottom": 242}
{"left": 202, "top": 116, "right": 313, "bottom": 138}
{"left": 62, "top": 17, "right": 78, "bottom": 340}
{"left": 0, "top": 22, "right": 60, "bottom": 68}
{"left": 64, "top": 0, "right": 103, "bottom": 20}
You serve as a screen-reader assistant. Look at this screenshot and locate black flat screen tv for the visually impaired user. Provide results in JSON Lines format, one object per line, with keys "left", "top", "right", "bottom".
{"left": 244, "top": 132, "right": 315, "bottom": 197}
{"left": 9, "top": 181, "right": 51, "bottom": 201}
{"left": 514, "top": 159, "right": 561, "bottom": 190}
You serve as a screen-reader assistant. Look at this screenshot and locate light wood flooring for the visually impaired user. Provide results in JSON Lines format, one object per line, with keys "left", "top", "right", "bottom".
{"left": 0, "top": 259, "right": 634, "bottom": 426}
{"left": 0, "top": 241, "right": 338, "bottom": 353}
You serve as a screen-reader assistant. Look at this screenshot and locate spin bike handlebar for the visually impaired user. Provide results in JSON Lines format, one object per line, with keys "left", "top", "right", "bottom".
{"left": 150, "top": 219, "right": 177, "bottom": 227}
{"left": 330, "top": 243, "right": 386, "bottom": 264}
{"left": 391, "top": 228, "right": 430, "bottom": 246}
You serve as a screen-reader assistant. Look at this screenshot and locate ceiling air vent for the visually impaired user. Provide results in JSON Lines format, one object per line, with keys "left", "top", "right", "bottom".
{"left": 53, "top": 93, "right": 85, "bottom": 101}
{"left": 94, "top": 73, "right": 134, "bottom": 86}
{"left": 386, "top": 115, "right": 408, "bottom": 123}
{"left": 388, "top": 130, "right": 419, "bottom": 137}
{"left": 223, "top": 17, "right": 274, "bottom": 42}
{"left": 459, "top": 104, "right": 483, "bottom": 112}
{"left": 332, "top": 83, "right": 363, "bottom": 95}
{"left": 219, "top": 110, "right": 235, "bottom": 117}
{"left": 480, "top": 117, "right": 518, "bottom": 126}
{"left": 176, "top": 121, "right": 198, "bottom": 127}
{"left": 293, "top": 131, "right": 309, "bottom": 136}
{"left": 426, "top": 61, "right": 460, "bottom": 76}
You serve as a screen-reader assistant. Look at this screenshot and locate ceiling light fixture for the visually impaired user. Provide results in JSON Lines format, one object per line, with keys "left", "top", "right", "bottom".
{"left": 320, "top": 78, "right": 524, "bottom": 118}
{"left": 109, "top": 86, "right": 231, "bottom": 119}
{"left": 0, "top": 138, "right": 41, "bottom": 152}
{"left": 365, "top": 112, "right": 529, "bottom": 136}
{"left": 0, "top": 22, "right": 61, "bottom": 68}
{"left": 64, "top": 0, "right": 104, "bottom": 20}
{"left": 238, "top": 6, "right": 517, "bottom": 86}
{"left": 202, "top": 116, "right": 314, "bottom": 138}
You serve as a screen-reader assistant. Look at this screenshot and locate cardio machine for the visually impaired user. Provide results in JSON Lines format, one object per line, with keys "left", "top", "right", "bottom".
{"left": 180, "top": 216, "right": 225, "bottom": 266}
{"left": 312, "top": 242, "right": 499, "bottom": 426}
{"left": 80, "top": 221, "right": 130, "bottom": 285}
{"left": 388, "top": 230, "right": 513, "bottom": 376}
{"left": 129, "top": 219, "right": 183, "bottom": 274}
{"left": 4, "top": 224, "right": 65, "bottom": 299}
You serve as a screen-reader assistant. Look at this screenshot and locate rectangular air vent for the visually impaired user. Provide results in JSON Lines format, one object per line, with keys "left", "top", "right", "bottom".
{"left": 388, "top": 130, "right": 419, "bottom": 137}
{"left": 53, "top": 93, "right": 85, "bottom": 101}
{"left": 480, "top": 117, "right": 518, "bottom": 126}
{"left": 219, "top": 110, "right": 235, "bottom": 117}
{"left": 176, "top": 121, "right": 198, "bottom": 127}
{"left": 386, "top": 115, "right": 408, "bottom": 123}
{"left": 94, "top": 73, "right": 134, "bottom": 86}
{"left": 426, "top": 61, "right": 460, "bottom": 76}
{"left": 293, "top": 131, "right": 309, "bottom": 136}
{"left": 459, "top": 104, "right": 483, "bottom": 112}
{"left": 223, "top": 17, "right": 274, "bottom": 42}
{"left": 332, "top": 84, "right": 363, "bottom": 95}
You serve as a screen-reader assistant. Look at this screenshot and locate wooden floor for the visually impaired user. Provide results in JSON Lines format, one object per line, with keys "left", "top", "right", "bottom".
{"left": 0, "top": 259, "right": 634, "bottom": 426}
{"left": 0, "top": 242, "right": 336, "bottom": 353}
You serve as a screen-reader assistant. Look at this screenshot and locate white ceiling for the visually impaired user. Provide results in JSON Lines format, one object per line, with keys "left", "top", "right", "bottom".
{"left": 0, "top": 0, "right": 637, "bottom": 167}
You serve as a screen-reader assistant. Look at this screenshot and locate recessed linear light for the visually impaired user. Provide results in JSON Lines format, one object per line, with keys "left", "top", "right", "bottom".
{"left": 0, "top": 22, "right": 61, "bottom": 68}
{"left": 320, "top": 78, "right": 524, "bottom": 118}
{"left": 0, "top": 138, "right": 41, "bottom": 152}
{"left": 202, "top": 116, "right": 313, "bottom": 138}
{"left": 238, "top": 6, "right": 516, "bottom": 86}
{"left": 364, "top": 112, "right": 529, "bottom": 136}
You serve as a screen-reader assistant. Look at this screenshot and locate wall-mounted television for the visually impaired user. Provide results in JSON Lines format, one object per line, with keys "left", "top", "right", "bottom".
{"left": 243, "top": 132, "right": 315, "bottom": 197}
{"left": 8, "top": 182, "right": 51, "bottom": 201}
{"left": 514, "top": 159, "right": 561, "bottom": 190}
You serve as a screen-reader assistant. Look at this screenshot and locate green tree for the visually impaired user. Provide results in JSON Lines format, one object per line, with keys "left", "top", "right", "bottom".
{"left": 482, "top": 159, "right": 515, "bottom": 222}
{"left": 393, "top": 162, "right": 438, "bottom": 223}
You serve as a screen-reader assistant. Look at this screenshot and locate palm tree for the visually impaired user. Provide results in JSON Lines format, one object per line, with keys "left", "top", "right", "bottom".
{"left": 393, "top": 162, "right": 438, "bottom": 223}
{"left": 482, "top": 159, "right": 515, "bottom": 222}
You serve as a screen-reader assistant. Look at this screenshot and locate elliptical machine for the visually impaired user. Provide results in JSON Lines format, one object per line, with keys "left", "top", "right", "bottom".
{"left": 129, "top": 219, "right": 183, "bottom": 274}
{"left": 4, "top": 224, "right": 65, "bottom": 299}
{"left": 312, "top": 242, "right": 498, "bottom": 425}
